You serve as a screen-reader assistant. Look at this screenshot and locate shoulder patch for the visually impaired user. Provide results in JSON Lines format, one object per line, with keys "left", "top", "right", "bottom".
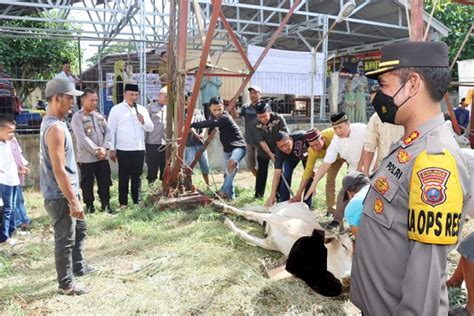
{"left": 403, "top": 131, "right": 420, "bottom": 146}
{"left": 408, "top": 149, "right": 463, "bottom": 245}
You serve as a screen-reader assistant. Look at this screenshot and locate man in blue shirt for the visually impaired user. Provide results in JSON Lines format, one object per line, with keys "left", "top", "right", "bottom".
{"left": 454, "top": 98, "right": 470, "bottom": 133}
{"left": 342, "top": 171, "right": 370, "bottom": 238}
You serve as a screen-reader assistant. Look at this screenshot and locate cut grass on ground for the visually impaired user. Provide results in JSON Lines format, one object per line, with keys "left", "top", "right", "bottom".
{"left": 0, "top": 167, "right": 472, "bottom": 314}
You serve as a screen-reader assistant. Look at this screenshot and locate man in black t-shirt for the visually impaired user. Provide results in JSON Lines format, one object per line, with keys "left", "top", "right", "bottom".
{"left": 264, "top": 131, "right": 312, "bottom": 207}
{"left": 191, "top": 97, "right": 246, "bottom": 200}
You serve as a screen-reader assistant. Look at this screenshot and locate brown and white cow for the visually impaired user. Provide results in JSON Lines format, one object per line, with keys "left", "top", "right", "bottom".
{"left": 214, "top": 201, "right": 353, "bottom": 289}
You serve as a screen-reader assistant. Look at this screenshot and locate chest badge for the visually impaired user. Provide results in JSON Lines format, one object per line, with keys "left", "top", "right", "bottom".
{"left": 397, "top": 149, "right": 411, "bottom": 164}
{"left": 417, "top": 167, "right": 450, "bottom": 207}
{"left": 374, "top": 198, "right": 384, "bottom": 214}
{"left": 374, "top": 176, "right": 389, "bottom": 195}
{"left": 403, "top": 131, "right": 420, "bottom": 146}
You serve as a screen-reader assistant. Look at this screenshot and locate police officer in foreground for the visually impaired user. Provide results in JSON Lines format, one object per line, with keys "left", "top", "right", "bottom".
{"left": 71, "top": 88, "right": 114, "bottom": 213}
{"left": 350, "top": 41, "right": 471, "bottom": 315}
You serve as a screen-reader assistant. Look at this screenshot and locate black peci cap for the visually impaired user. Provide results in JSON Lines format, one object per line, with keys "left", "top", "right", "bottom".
{"left": 124, "top": 84, "right": 139, "bottom": 92}
{"left": 330, "top": 112, "right": 348, "bottom": 126}
{"left": 365, "top": 41, "right": 449, "bottom": 79}
{"left": 255, "top": 101, "right": 271, "bottom": 114}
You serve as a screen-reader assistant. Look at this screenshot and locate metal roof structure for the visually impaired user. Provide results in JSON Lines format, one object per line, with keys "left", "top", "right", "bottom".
{"left": 0, "top": 0, "right": 449, "bottom": 54}
{"left": 0, "top": 0, "right": 451, "bottom": 106}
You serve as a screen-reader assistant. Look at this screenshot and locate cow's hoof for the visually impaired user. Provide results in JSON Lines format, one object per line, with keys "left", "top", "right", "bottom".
{"left": 219, "top": 214, "right": 227, "bottom": 222}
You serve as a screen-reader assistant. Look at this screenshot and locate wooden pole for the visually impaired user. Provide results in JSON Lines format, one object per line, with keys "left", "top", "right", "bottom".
{"left": 410, "top": 0, "right": 424, "bottom": 41}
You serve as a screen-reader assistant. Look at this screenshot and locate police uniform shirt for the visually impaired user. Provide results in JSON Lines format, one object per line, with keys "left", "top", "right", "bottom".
{"left": 71, "top": 109, "right": 112, "bottom": 163}
{"left": 108, "top": 101, "right": 154, "bottom": 151}
{"left": 350, "top": 113, "right": 471, "bottom": 316}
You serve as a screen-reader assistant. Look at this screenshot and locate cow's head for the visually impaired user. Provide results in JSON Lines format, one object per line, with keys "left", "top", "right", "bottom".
{"left": 324, "top": 233, "right": 353, "bottom": 288}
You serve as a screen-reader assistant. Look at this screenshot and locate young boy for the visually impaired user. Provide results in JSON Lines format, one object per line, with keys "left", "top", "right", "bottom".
{"left": 0, "top": 114, "right": 20, "bottom": 245}
{"left": 190, "top": 97, "right": 246, "bottom": 199}
{"left": 10, "top": 136, "right": 31, "bottom": 230}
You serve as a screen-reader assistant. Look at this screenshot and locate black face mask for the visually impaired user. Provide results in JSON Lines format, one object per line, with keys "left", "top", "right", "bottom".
{"left": 371, "top": 81, "right": 411, "bottom": 124}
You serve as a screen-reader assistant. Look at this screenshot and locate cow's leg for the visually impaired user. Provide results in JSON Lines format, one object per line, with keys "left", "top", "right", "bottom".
{"left": 218, "top": 203, "right": 271, "bottom": 225}
{"left": 223, "top": 217, "right": 279, "bottom": 252}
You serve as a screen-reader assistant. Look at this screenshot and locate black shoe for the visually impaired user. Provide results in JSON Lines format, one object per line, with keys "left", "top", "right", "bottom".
{"left": 101, "top": 204, "right": 116, "bottom": 214}
{"left": 74, "top": 265, "right": 97, "bottom": 277}
{"left": 86, "top": 205, "right": 95, "bottom": 214}
{"left": 325, "top": 220, "right": 340, "bottom": 231}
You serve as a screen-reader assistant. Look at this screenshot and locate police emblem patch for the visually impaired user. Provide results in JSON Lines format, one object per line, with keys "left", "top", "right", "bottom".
{"left": 403, "top": 131, "right": 420, "bottom": 146}
{"left": 374, "top": 198, "right": 384, "bottom": 214}
{"left": 397, "top": 149, "right": 410, "bottom": 164}
{"left": 417, "top": 167, "right": 450, "bottom": 207}
{"left": 374, "top": 177, "right": 389, "bottom": 195}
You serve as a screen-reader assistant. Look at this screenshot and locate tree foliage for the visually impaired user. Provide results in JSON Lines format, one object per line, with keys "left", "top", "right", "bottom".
{"left": 0, "top": 12, "right": 80, "bottom": 105}
{"left": 86, "top": 42, "right": 136, "bottom": 67}
{"left": 425, "top": 0, "right": 474, "bottom": 77}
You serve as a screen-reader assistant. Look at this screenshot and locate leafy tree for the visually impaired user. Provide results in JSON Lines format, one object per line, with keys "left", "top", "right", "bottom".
{"left": 86, "top": 42, "right": 135, "bottom": 67}
{"left": 425, "top": 0, "right": 474, "bottom": 78}
{"left": 0, "top": 12, "right": 80, "bottom": 106}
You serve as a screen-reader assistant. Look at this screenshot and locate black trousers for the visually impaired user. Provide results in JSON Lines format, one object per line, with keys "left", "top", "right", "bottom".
{"left": 78, "top": 160, "right": 112, "bottom": 207}
{"left": 255, "top": 155, "right": 270, "bottom": 198}
{"left": 117, "top": 150, "right": 145, "bottom": 205}
{"left": 145, "top": 144, "right": 166, "bottom": 183}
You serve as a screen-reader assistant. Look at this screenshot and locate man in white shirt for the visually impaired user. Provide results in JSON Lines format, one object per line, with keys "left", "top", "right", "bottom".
{"left": 55, "top": 60, "right": 81, "bottom": 111}
{"left": 305, "top": 112, "right": 366, "bottom": 228}
{"left": 108, "top": 84, "right": 154, "bottom": 206}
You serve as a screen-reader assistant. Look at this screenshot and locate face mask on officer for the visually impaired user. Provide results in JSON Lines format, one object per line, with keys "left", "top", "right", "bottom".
{"left": 371, "top": 80, "right": 412, "bottom": 124}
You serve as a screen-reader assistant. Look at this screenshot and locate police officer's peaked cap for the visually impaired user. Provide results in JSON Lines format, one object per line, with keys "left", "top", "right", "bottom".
{"left": 365, "top": 41, "right": 449, "bottom": 79}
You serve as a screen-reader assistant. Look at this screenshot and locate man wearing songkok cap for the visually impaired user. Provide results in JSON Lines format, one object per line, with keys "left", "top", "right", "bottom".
{"left": 145, "top": 86, "right": 167, "bottom": 185}
{"left": 253, "top": 101, "right": 288, "bottom": 199}
{"left": 304, "top": 112, "right": 366, "bottom": 228}
{"left": 107, "top": 83, "right": 154, "bottom": 207}
{"left": 289, "top": 127, "right": 345, "bottom": 214}
{"left": 40, "top": 78, "right": 92, "bottom": 295}
{"left": 350, "top": 41, "right": 472, "bottom": 316}
{"left": 264, "top": 130, "right": 309, "bottom": 207}
{"left": 230, "top": 85, "right": 263, "bottom": 177}
{"left": 357, "top": 85, "right": 404, "bottom": 175}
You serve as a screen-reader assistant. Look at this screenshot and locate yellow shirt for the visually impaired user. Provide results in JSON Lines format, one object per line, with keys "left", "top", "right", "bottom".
{"left": 302, "top": 128, "right": 342, "bottom": 180}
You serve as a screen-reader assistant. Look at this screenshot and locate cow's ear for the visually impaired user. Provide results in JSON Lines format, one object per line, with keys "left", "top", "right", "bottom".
{"left": 324, "top": 236, "right": 337, "bottom": 244}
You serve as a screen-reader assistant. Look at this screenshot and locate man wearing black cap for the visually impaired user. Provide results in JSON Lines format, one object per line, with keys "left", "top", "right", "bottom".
{"left": 350, "top": 41, "right": 471, "bottom": 316}
{"left": 254, "top": 101, "right": 288, "bottom": 198}
{"left": 264, "top": 130, "right": 309, "bottom": 207}
{"left": 108, "top": 84, "right": 154, "bottom": 207}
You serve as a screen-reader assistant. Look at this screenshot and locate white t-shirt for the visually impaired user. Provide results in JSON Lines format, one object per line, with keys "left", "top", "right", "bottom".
{"left": 0, "top": 141, "right": 20, "bottom": 186}
{"left": 323, "top": 123, "right": 367, "bottom": 172}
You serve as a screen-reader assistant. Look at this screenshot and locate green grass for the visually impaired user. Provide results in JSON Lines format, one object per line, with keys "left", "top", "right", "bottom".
{"left": 0, "top": 166, "right": 471, "bottom": 314}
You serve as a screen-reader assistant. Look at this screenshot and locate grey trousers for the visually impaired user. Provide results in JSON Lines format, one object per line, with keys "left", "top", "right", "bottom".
{"left": 44, "top": 198, "right": 87, "bottom": 289}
